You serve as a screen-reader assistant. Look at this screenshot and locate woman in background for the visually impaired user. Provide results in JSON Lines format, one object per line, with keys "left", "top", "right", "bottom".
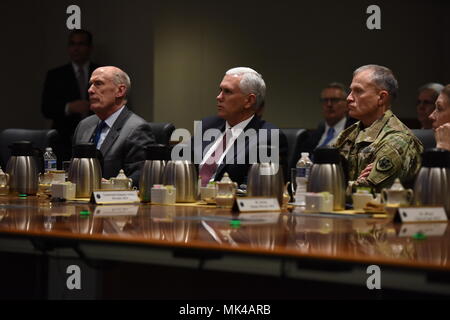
{"left": 429, "top": 84, "right": 450, "bottom": 151}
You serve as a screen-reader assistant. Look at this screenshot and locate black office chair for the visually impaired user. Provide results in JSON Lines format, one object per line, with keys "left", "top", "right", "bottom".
{"left": 0, "top": 128, "right": 60, "bottom": 169}
{"left": 280, "top": 128, "right": 306, "bottom": 177}
{"left": 147, "top": 122, "right": 176, "bottom": 146}
{"left": 411, "top": 129, "right": 436, "bottom": 150}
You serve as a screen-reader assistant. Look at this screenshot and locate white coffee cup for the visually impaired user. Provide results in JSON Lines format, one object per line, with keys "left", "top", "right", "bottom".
{"left": 352, "top": 193, "right": 375, "bottom": 210}
{"left": 200, "top": 186, "right": 217, "bottom": 204}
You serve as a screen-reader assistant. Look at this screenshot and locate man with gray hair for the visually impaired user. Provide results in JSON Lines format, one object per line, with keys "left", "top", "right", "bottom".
{"left": 196, "top": 67, "right": 287, "bottom": 187}
{"left": 334, "top": 64, "right": 423, "bottom": 191}
{"left": 73, "top": 66, "right": 155, "bottom": 186}
{"left": 416, "top": 82, "right": 444, "bottom": 129}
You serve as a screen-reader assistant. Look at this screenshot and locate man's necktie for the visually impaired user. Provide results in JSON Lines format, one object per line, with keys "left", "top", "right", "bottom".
{"left": 199, "top": 129, "right": 229, "bottom": 187}
{"left": 318, "top": 127, "right": 335, "bottom": 148}
{"left": 91, "top": 121, "right": 107, "bottom": 148}
{"left": 77, "top": 67, "right": 87, "bottom": 100}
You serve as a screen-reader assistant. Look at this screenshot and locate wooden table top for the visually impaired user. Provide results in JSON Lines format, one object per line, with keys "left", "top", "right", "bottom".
{"left": 0, "top": 195, "right": 449, "bottom": 272}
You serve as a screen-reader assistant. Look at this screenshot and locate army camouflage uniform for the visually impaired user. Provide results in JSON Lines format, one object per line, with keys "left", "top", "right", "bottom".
{"left": 334, "top": 110, "right": 423, "bottom": 192}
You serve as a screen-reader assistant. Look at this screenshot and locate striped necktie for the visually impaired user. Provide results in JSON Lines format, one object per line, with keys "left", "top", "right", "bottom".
{"left": 199, "top": 129, "right": 229, "bottom": 187}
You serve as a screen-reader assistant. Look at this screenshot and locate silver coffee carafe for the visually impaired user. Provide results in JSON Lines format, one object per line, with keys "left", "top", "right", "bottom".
{"left": 68, "top": 143, "right": 102, "bottom": 198}
{"left": 414, "top": 148, "right": 450, "bottom": 213}
{"left": 307, "top": 147, "right": 345, "bottom": 210}
{"left": 247, "top": 162, "right": 285, "bottom": 206}
{"left": 6, "top": 141, "right": 39, "bottom": 195}
{"left": 162, "top": 160, "right": 198, "bottom": 202}
{"left": 139, "top": 144, "right": 169, "bottom": 202}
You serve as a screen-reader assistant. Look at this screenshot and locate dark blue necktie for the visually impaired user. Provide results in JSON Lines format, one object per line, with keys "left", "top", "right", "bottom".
{"left": 92, "top": 121, "right": 107, "bottom": 147}
{"left": 318, "top": 127, "right": 335, "bottom": 148}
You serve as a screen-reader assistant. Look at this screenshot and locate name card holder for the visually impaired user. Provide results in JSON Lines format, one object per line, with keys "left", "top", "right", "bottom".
{"left": 90, "top": 190, "right": 140, "bottom": 205}
{"left": 394, "top": 206, "right": 448, "bottom": 223}
{"left": 232, "top": 197, "right": 281, "bottom": 213}
{"left": 398, "top": 223, "right": 447, "bottom": 237}
{"left": 94, "top": 205, "right": 139, "bottom": 216}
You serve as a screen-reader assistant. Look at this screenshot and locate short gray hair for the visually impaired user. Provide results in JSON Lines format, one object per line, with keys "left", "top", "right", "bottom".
{"left": 324, "top": 82, "right": 348, "bottom": 97}
{"left": 112, "top": 69, "right": 131, "bottom": 97}
{"left": 354, "top": 64, "right": 398, "bottom": 100}
{"left": 419, "top": 82, "right": 444, "bottom": 100}
{"left": 225, "top": 67, "right": 266, "bottom": 108}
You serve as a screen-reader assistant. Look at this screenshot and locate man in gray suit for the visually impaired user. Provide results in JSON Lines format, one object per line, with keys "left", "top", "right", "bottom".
{"left": 73, "top": 66, "right": 155, "bottom": 186}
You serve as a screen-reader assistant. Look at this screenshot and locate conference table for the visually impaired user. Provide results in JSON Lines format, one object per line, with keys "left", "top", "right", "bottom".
{"left": 0, "top": 194, "right": 449, "bottom": 300}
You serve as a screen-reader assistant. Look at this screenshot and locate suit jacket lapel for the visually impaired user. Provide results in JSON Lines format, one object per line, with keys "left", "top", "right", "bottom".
{"left": 99, "top": 107, "right": 131, "bottom": 156}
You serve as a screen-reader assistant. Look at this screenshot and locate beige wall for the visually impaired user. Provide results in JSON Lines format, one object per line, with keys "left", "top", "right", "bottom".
{"left": 153, "top": 0, "right": 449, "bottom": 132}
{"left": 0, "top": 0, "right": 154, "bottom": 129}
{"left": 0, "top": 0, "right": 448, "bottom": 133}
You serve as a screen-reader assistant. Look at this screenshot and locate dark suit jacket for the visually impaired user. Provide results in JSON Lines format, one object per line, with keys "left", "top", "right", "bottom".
{"left": 292, "top": 117, "right": 357, "bottom": 167}
{"left": 73, "top": 107, "right": 155, "bottom": 186}
{"left": 193, "top": 115, "right": 288, "bottom": 186}
{"left": 41, "top": 62, "right": 100, "bottom": 142}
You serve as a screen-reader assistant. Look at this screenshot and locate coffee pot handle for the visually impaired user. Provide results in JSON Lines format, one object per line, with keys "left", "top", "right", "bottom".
{"left": 406, "top": 189, "right": 414, "bottom": 204}
{"left": 381, "top": 189, "right": 388, "bottom": 204}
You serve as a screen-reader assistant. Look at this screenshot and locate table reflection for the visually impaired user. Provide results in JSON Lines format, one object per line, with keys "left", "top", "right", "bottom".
{"left": 285, "top": 214, "right": 351, "bottom": 256}
{"left": 0, "top": 196, "right": 450, "bottom": 270}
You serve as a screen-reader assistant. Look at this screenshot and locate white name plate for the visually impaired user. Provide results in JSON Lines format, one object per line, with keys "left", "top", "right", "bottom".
{"left": 235, "top": 197, "right": 281, "bottom": 213}
{"left": 94, "top": 205, "right": 139, "bottom": 217}
{"left": 397, "top": 207, "right": 448, "bottom": 223}
{"left": 398, "top": 223, "right": 448, "bottom": 237}
{"left": 91, "top": 191, "right": 140, "bottom": 204}
{"left": 237, "top": 212, "right": 281, "bottom": 224}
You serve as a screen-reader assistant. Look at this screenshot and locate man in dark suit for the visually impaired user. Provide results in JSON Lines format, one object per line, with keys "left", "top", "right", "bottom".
{"left": 294, "top": 82, "right": 356, "bottom": 161}
{"left": 73, "top": 66, "right": 155, "bottom": 186}
{"left": 192, "top": 67, "right": 288, "bottom": 187}
{"left": 41, "top": 29, "right": 100, "bottom": 163}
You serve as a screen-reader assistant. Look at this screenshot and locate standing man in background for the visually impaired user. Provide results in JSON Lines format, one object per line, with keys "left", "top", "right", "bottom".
{"left": 41, "top": 29, "right": 100, "bottom": 164}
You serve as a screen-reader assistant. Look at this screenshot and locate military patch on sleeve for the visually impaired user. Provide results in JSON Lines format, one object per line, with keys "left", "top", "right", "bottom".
{"left": 376, "top": 156, "right": 393, "bottom": 172}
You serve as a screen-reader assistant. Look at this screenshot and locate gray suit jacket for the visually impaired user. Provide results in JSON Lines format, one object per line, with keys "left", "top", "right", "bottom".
{"left": 73, "top": 107, "right": 155, "bottom": 185}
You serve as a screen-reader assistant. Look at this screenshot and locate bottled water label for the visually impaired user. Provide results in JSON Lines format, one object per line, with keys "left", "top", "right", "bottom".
{"left": 45, "top": 160, "right": 57, "bottom": 172}
{"left": 297, "top": 167, "right": 310, "bottom": 178}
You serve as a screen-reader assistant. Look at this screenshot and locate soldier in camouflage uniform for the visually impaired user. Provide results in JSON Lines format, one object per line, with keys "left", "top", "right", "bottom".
{"left": 334, "top": 65, "right": 423, "bottom": 192}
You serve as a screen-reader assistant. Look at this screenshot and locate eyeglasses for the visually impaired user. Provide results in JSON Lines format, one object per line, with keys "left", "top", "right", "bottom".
{"left": 417, "top": 100, "right": 434, "bottom": 106}
{"left": 320, "top": 98, "right": 346, "bottom": 104}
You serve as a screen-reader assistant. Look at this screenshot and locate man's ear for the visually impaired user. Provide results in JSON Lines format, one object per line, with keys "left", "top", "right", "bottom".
{"left": 245, "top": 94, "right": 257, "bottom": 110}
{"left": 378, "top": 90, "right": 389, "bottom": 106}
{"left": 116, "top": 84, "right": 127, "bottom": 99}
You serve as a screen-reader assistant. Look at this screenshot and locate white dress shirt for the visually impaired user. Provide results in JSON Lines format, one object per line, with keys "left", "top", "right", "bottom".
{"left": 200, "top": 115, "right": 255, "bottom": 181}
{"left": 317, "top": 116, "right": 347, "bottom": 147}
{"left": 96, "top": 105, "right": 126, "bottom": 149}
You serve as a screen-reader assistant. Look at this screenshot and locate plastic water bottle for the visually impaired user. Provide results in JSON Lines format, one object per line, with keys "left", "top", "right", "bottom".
{"left": 295, "top": 152, "right": 313, "bottom": 205}
{"left": 43, "top": 147, "right": 57, "bottom": 172}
